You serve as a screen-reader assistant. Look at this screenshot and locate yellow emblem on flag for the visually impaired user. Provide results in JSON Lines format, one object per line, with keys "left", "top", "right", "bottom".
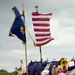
{"left": 20, "top": 26, "right": 25, "bottom": 35}
{"left": 59, "top": 58, "right": 68, "bottom": 67}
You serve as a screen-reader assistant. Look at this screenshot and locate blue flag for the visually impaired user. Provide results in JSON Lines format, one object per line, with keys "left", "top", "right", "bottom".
{"left": 9, "top": 6, "right": 26, "bottom": 44}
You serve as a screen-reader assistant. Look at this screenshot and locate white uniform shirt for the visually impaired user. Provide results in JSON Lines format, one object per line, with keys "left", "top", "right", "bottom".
{"left": 41, "top": 69, "right": 49, "bottom": 75}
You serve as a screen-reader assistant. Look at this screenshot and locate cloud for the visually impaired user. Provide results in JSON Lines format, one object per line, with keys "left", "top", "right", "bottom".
{"left": 0, "top": 0, "right": 75, "bottom": 72}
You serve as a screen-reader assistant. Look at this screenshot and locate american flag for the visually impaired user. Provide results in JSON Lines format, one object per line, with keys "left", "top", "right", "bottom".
{"left": 32, "top": 12, "right": 54, "bottom": 47}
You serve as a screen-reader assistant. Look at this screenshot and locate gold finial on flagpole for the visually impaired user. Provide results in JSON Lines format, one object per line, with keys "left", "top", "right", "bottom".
{"left": 21, "top": 2, "right": 24, "bottom": 14}
{"left": 35, "top": 5, "right": 39, "bottom": 12}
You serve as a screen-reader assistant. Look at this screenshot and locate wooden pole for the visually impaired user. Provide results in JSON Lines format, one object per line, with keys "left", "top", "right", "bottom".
{"left": 22, "top": 2, "right": 28, "bottom": 75}
{"left": 39, "top": 46, "right": 43, "bottom": 63}
{"left": 35, "top": 5, "right": 43, "bottom": 63}
{"left": 24, "top": 44, "right": 28, "bottom": 75}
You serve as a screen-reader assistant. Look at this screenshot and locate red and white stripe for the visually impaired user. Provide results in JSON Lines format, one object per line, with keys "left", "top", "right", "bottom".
{"left": 32, "top": 12, "right": 54, "bottom": 46}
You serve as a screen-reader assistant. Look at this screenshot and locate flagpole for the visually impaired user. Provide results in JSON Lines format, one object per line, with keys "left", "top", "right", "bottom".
{"left": 22, "top": 2, "right": 28, "bottom": 75}
{"left": 35, "top": 5, "right": 43, "bottom": 63}
{"left": 39, "top": 46, "right": 43, "bottom": 62}
{"left": 25, "top": 44, "right": 28, "bottom": 75}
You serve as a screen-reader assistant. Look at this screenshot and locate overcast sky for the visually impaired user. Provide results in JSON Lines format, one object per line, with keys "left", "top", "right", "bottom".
{"left": 0, "top": 0, "right": 75, "bottom": 72}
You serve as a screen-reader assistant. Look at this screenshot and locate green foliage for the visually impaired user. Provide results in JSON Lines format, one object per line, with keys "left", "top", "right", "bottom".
{"left": 0, "top": 69, "right": 16, "bottom": 75}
